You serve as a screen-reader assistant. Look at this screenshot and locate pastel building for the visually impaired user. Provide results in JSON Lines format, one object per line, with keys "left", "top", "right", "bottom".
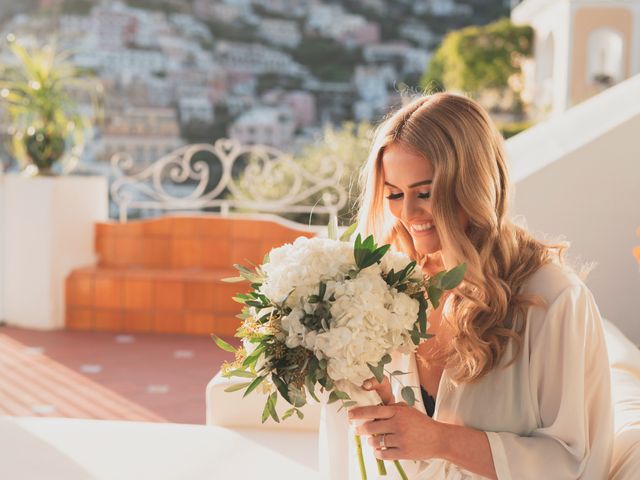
{"left": 512, "top": 0, "right": 640, "bottom": 118}
{"left": 96, "top": 107, "right": 183, "bottom": 167}
{"left": 258, "top": 19, "right": 302, "bottom": 48}
{"left": 261, "top": 90, "right": 316, "bottom": 127}
{"left": 229, "top": 106, "right": 295, "bottom": 149}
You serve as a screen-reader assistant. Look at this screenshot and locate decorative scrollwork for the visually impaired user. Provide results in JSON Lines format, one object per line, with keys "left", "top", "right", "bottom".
{"left": 110, "top": 138, "right": 348, "bottom": 223}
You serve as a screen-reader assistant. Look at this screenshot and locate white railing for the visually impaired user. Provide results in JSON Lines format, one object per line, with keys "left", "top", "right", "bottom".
{"left": 110, "top": 138, "right": 348, "bottom": 223}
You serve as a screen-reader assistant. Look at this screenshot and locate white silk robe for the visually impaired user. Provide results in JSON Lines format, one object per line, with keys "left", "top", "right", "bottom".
{"left": 320, "top": 262, "right": 614, "bottom": 479}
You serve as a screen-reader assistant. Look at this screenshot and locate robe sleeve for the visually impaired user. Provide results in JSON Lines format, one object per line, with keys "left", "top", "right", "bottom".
{"left": 485, "top": 284, "right": 613, "bottom": 479}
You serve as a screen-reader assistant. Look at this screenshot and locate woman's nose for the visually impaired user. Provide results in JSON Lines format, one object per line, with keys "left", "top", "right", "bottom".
{"left": 402, "top": 197, "right": 424, "bottom": 221}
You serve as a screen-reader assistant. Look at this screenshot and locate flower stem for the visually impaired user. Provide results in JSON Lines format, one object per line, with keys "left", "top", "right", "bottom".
{"left": 376, "top": 458, "right": 387, "bottom": 475}
{"left": 393, "top": 460, "right": 408, "bottom": 480}
{"left": 354, "top": 434, "right": 367, "bottom": 480}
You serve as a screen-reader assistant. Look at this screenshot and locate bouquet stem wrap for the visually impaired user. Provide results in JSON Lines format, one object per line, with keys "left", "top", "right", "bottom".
{"left": 338, "top": 382, "right": 408, "bottom": 480}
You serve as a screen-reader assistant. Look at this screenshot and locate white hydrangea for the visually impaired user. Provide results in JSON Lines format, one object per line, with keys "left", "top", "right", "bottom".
{"left": 381, "top": 250, "right": 424, "bottom": 282}
{"left": 262, "top": 235, "right": 425, "bottom": 389}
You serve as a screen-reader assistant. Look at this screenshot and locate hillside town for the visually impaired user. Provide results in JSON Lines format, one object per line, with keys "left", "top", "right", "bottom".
{"left": 0, "top": 0, "right": 509, "bottom": 170}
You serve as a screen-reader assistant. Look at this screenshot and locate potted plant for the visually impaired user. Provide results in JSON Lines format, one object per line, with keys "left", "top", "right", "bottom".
{"left": 0, "top": 34, "right": 102, "bottom": 175}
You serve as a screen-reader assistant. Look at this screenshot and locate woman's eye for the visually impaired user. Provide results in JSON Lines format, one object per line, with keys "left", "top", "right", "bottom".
{"left": 418, "top": 191, "right": 431, "bottom": 199}
{"left": 385, "top": 192, "right": 403, "bottom": 200}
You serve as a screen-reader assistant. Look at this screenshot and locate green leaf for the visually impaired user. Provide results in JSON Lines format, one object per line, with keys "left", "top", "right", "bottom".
{"left": 318, "top": 282, "right": 327, "bottom": 301}
{"left": 246, "top": 300, "right": 265, "bottom": 308}
{"left": 295, "top": 408, "right": 304, "bottom": 420}
{"left": 367, "top": 362, "right": 384, "bottom": 383}
{"left": 211, "top": 335, "right": 236, "bottom": 353}
{"left": 242, "top": 344, "right": 266, "bottom": 368}
{"left": 282, "top": 408, "right": 296, "bottom": 420}
{"left": 440, "top": 263, "right": 468, "bottom": 290}
{"left": 339, "top": 400, "right": 358, "bottom": 409}
{"left": 339, "top": 222, "right": 358, "bottom": 242}
{"left": 403, "top": 261, "right": 417, "bottom": 278}
{"left": 232, "top": 293, "right": 252, "bottom": 304}
{"left": 233, "top": 264, "right": 261, "bottom": 283}
{"left": 261, "top": 398, "right": 271, "bottom": 423}
{"left": 267, "top": 392, "right": 279, "bottom": 423}
{"left": 358, "top": 244, "right": 391, "bottom": 269}
{"left": 327, "top": 215, "right": 339, "bottom": 240}
{"left": 417, "top": 298, "right": 428, "bottom": 333}
{"left": 381, "top": 354, "right": 392, "bottom": 365}
{"left": 221, "top": 276, "right": 246, "bottom": 283}
{"left": 227, "top": 369, "right": 256, "bottom": 379}
{"left": 272, "top": 374, "right": 291, "bottom": 404}
{"left": 363, "top": 235, "right": 375, "bottom": 250}
{"left": 242, "top": 375, "right": 266, "bottom": 397}
{"left": 428, "top": 285, "right": 443, "bottom": 309}
{"left": 305, "top": 375, "right": 320, "bottom": 403}
{"left": 391, "top": 370, "right": 410, "bottom": 376}
{"left": 385, "top": 269, "right": 396, "bottom": 286}
{"left": 401, "top": 386, "right": 416, "bottom": 406}
{"left": 224, "top": 382, "right": 251, "bottom": 393}
{"left": 429, "top": 270, "right": 447, "bottom": 288}
{"left": 328, "top": 390, "right": 351, "bottom": 404}
{"left": 288, "top": 385, "right": 307, "bottom": 408}
{"left": 318, "top": 375, "right": 333, "bottom": 391}
{"left": 308, "top": 356, "right": 319, "bottom": 383}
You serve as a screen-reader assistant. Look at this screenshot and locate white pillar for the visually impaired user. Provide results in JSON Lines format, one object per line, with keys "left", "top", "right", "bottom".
{"left": 0, "top": 174, "right": 5, "bottom": 323}
{"left": 1, "top": 174, "right": 108, "bottom": 330}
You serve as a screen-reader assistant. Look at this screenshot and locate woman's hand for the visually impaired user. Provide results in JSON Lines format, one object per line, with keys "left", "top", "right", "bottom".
{"left": 362, "top": 376, "right": 394, "bottom": 405}
{"left": 349, "top": 403, "right": 446, "bottom": 461}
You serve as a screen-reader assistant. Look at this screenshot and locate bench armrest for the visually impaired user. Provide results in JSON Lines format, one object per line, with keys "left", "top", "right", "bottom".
{"left": 206, "top": 371, "right": 320, "bottom": 432}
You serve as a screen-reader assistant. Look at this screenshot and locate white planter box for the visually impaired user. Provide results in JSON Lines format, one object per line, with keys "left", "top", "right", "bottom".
{"left": 0, "top": 174, "right": 108, "bottom": 329}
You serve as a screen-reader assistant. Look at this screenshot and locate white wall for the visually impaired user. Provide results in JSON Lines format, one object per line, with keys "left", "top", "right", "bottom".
{"left": 2, "top": 175, "right": 108, "bottom": 329}
{"left": 507, "top": 74, "right": 640, "bottom": 343}
{"left": 513, "top": 0, "right": 573, "bottom": 115}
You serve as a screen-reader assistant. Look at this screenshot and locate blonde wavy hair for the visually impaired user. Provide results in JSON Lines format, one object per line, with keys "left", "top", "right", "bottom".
{"left": 357, "top": 93, "right": 566, "bottom": 384}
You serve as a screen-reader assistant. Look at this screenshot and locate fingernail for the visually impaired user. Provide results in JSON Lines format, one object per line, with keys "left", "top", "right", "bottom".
{"left": 363, "top": 380, "right": 372, "bottom": 389}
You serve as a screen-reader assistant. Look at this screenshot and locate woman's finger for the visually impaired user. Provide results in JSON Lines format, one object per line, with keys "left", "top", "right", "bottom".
{"left": 362, "top": 376, "right": 394, "bottom": 405}
{"left": 368, "top": 433, "right": 398, "bottom": 450}
{"left": 357, "top": 418, "right": 393, "bottom": 436}
{"left": 349, "top": 405, "right": 396, "bottom": 421}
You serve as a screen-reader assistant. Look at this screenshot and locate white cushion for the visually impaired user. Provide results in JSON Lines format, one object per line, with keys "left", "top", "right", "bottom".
{"left": 206, "top": 372, "right": 320, "bottom": 431}
{"left": 603, "top": 319, "right": 640, "bottom": 480}
{"left": 0, "top": 416, "right": 320, "bottom": 479}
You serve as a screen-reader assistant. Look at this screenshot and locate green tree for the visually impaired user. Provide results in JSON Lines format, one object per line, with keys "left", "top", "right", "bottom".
{"left": 290, "top": 37, "right": 363, "bottom": 83}
{"left": 421, "top": 18, "right": 533, "bottom": 99}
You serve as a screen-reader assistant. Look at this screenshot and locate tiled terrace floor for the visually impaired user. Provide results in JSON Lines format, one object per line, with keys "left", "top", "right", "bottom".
{"left": 0, "top": 325, "right": 237, "bottom": 424}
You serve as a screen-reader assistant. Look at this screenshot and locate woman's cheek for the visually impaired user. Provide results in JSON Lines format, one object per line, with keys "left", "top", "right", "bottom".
{"left": 387, "top": 201, "right": 402, "bottom": 219}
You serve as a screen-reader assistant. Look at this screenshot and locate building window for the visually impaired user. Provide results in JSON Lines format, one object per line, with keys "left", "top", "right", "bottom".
{"left": 587, "top": 28, "right": 624, "bottom": 86}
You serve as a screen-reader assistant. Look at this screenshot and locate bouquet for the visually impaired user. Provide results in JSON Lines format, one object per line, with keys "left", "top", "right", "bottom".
{"left": 214, "top": 223, "right": 466, "bottom": 479}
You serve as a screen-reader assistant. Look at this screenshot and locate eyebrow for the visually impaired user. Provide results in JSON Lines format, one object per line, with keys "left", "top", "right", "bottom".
{"left": 384, "top": 180, "right": 432, "bottom": 189}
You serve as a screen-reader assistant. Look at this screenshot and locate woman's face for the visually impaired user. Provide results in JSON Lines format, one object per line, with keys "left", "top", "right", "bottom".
{"left": 382, "top": 143, "right": 441, "bottom": 255}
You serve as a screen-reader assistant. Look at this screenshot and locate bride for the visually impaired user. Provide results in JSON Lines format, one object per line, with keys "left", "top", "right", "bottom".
{"left": 323, "top": 93, "right": 613, "bottom": 479}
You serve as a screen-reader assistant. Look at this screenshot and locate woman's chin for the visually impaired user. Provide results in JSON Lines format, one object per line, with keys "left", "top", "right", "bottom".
{"left": 413, "top": 237, "right": 441, "bottom": 256}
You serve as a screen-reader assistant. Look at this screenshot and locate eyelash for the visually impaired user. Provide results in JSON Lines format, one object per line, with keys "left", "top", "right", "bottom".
{"left": 385, "top": 192, "right": 431, "bottom": 200}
